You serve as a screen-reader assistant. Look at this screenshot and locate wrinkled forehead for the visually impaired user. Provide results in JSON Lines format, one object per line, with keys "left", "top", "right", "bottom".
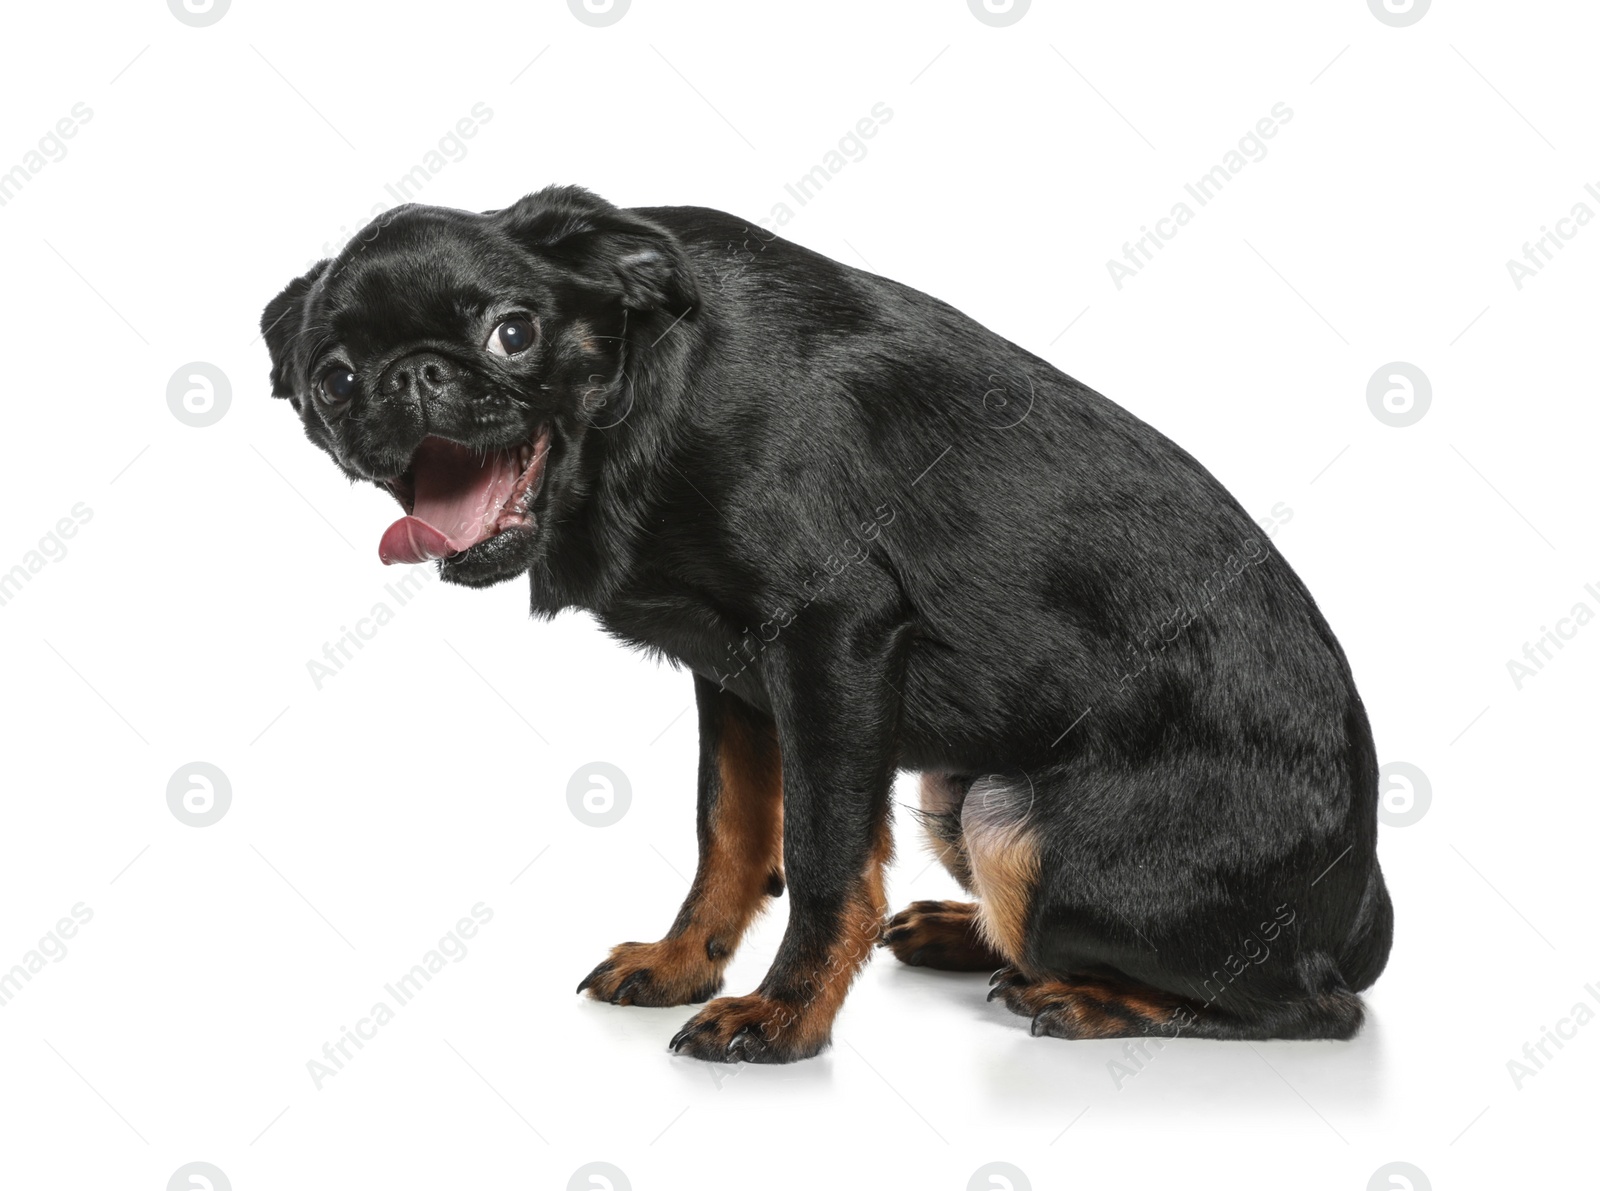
{"left": 314, "top": 209, "right": 534, "bottom": 355}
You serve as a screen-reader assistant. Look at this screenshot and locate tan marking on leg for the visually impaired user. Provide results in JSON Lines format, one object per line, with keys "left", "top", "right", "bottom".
{"left": 690, "top": 710, "right": 785, "bottom": 944}
{"left": 961, "top": 775, "right": 1039, "bottom": 966}
{"left": 966, "top": 822, "right": 1039, "bottom": 964}
{"left": 919, "top": 772, "right": 962, "bottom": 816}
{"left": 918, "top": 773, "right": 973, "bottom": 889}
{"left": 582, "top": 709, "right": 782, "bottom": 1006}
{"left": 671, "top": 814, "right": 892, "bottom": 1060}
{"left": 781, "top": 814, "right": 893, "bottom": 1051}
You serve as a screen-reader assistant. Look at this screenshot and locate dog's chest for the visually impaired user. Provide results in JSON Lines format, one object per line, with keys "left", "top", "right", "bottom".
{"left": 597, "top": 587, "right": 772, "bottom": 710}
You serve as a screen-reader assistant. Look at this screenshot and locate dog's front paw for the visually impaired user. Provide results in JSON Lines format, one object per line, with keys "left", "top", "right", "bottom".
{"left": 577, "top": 938, "right": 723, "bottom": 1007}
{"left": 667, "top": 993, "right": 826, "bottom": 1064}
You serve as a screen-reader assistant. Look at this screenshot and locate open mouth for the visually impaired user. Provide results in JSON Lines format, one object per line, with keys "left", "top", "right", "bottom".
{"left": 377, "top": 426, "right": 552, "bottom": 565}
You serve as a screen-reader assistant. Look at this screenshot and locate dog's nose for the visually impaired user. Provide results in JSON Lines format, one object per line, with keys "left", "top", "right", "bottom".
{"left": 380, "top": 352, "right": 457, "bottom": 401}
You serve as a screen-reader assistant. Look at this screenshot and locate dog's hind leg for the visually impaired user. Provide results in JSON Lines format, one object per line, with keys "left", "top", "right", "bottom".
{"left": 882, "top": 774, "right": 1008, "bottom": 971}
{"left": 959, "top": 774, "right": 1045, "bottom": 970}
{"left": 882, "top": 899, "right": 1006, "bottom": 970}
{"left": 963, "top": 761, "right": 1371, "bottom": 1042}
{"left": 987, "top": 959, "right": 1365, "bottom": 1041}
{"left": 578, "top": 675, "right": 784, "bottom": 1006}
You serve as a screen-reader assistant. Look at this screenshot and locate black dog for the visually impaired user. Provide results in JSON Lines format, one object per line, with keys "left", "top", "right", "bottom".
{"left": 261, "top": 185, "right": 1391, "bottom": 1063}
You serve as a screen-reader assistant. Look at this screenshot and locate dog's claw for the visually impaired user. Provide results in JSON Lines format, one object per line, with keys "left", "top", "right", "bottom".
{"left": 988, "top": 965, "right": 1030, "bottom": 1001}
{"left": 577, "top": 961, "right": 613, "bottom": 995}
{"left": 725, "top": 1024, "right": 757, "bottom": 1059}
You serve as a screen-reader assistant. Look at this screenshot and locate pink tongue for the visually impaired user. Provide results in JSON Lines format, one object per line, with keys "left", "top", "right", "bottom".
{"left": 378, "top": 438, "right": 520, "bottom": 565}
{"left": 378, "top": 517, "right": 455, "bottom": 565}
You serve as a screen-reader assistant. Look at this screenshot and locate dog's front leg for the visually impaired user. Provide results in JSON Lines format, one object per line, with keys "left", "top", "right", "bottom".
{"left": 578, "top": 675, "right": 784, "bottom": 1006}
{"left": 668, "top": 614, "right": 907, "bottom": 1063}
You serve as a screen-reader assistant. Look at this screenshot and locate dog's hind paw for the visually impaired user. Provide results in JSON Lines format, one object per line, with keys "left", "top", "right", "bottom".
{"left": 882, "top": 900, "right": 1007, "bottom": 971}
{"left": 988, "top": 966, "right": 1194, "bottom": 1040}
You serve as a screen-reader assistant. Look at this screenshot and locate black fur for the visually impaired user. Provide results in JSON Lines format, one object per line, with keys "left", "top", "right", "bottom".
{"left": 262, "top": 185, "right": 1391, "bottom": 1059}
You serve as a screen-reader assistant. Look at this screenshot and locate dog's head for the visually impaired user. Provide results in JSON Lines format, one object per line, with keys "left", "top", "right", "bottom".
{"left": 260, "top": 185, "right": 697, "bottom": 588}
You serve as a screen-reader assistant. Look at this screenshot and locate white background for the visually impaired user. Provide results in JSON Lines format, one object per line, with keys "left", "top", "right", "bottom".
{"left": 1, "top": 1, "right": 1594, "bottom": 1188}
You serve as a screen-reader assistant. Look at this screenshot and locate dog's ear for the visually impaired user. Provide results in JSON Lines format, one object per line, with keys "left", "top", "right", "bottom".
{"left": 494, "top": 185, "right": 698, "bottom": 316}
{"left": 260, "top": 260, "right": 329, "bottom": 397}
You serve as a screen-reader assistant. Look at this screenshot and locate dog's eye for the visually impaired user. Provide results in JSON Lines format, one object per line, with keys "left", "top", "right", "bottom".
{"left": 321, "top": 368, "right": 358, "bottom": 402}
{"left": 487, "top": 317, "right": 535, "bottom": 357}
